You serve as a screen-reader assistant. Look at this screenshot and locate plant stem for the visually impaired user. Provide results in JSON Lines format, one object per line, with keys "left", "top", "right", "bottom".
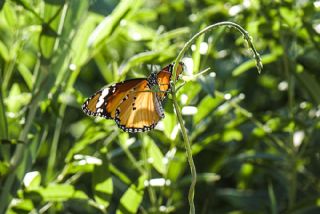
{"left": 172, "top": 21, "right": 262, "bottom": 81}
{"left": 170, "top": 83, "right": 196, "bottom": 214}
{"left": 170, "top": 21, "right": 262, "bottom": 214}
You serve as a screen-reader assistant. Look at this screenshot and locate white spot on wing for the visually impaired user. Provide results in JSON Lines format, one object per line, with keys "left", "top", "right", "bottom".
{"left": 96, "top": 99, "right": 104, "bottom": 108}
{"left": 101, "top": 88, "right": 110, "bottom": 98}
{"left": 96, "top": 88, "right": 110, "bottom": 108}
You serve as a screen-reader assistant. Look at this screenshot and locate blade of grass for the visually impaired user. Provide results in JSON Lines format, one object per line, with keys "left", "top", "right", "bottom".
{"left": 0, "top": 87, "right": 8, "bottom": 139}
{"left": 268, "top": 181, "right": 277, "bottom": 214}
{"left": 46, "top": 0, "right": 90, "bottom": 183}
{"left": 0, "top": 1, "right": 89, "bottom": 211}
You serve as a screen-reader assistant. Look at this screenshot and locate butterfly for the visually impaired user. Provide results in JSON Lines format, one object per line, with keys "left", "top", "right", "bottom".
{"left": 82, "top": 62, "right": 184, "bottom": 133}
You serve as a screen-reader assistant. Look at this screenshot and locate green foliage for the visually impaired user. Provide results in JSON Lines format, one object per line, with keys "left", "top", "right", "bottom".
{"left": 0, "top": 0, "right": 320, "bottom": 213}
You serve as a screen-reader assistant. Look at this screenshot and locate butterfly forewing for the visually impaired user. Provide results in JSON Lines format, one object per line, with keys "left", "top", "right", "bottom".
{"left": 82, "top": 79, "right": 146, "bottom": 119}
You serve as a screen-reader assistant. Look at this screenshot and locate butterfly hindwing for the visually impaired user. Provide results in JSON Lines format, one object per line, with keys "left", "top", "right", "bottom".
{"left": 114, "top": 81, "right": 164, "bottom": 132}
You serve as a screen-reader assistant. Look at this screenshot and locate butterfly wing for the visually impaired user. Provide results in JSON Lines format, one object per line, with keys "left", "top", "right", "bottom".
{"left": 82, "top": 78, "right": 146, "bottom": 119}
{"left": 114, "top": 81, "right": 164, "bottom": 132}
{"left": 157, "top": 62, "right": 184, "bottom": 101}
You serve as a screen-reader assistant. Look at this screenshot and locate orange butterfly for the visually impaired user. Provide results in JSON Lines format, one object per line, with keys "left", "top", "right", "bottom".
{"left": 82, "top": 62, "right": 184, "bottom": 133}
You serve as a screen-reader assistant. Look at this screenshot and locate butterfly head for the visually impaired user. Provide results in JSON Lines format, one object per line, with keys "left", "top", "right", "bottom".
{"left": 167, "top": 61, "right": 185, "bottom": 79}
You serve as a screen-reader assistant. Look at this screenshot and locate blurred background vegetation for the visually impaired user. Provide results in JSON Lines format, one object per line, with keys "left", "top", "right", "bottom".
{"left": 0, "top": 0, "right": 320, "bottom": 213}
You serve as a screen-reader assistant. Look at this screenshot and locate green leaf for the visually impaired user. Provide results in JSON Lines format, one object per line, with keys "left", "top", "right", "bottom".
{"left": 64, "top": 155, "right": 102, "bottom": 174}
{"left": 193, "top": 95, "right": 222, "bottom": 124}
{"left": 17, "top": 63, "right": 33, "bottom": 90}
{"left": 191, "top": 134, "right": 220, "bottom": 155}
{"left": 120, "top": 21, "right": 156, "bottom": 41}
{"left": 116, "top": 174, "right": 146, "bottom": 214}
{"left": 109, "top": 163, "right": 132, "bottom": 185}
{"left": 5, "top": 83, "right": 31, "bottom": 114}
{"left": 88, "top": 0, "right": 138, "bottom": 49}
{"left": 23, "top": 171, "right": 41, "bottom": 189}
{"left": 3, "top": 2, "right": 17, "bottom": 27}
{"left": 8, "top": 199, "right": 34, "bottom": 213}
{"left": 144, "top": 136, "right": 165, "bottom": 174}
{"left": 68, "top": 0, "right": 92, "bottom": 66}
{"left": 157, "top": 27, "right": 190, "bottom": 43}
{"left": 162, "top": 108, "right": 177, "bottom": 141}
{"left": 131, "top": 8, "right": 157, "bottom": 22}
{"left": 92, "top": 158, "right": 113, "bottom": 208}
{"left": 65, "top": 131, "right": 108, "bottom": 162}
{"left": 71, "top": 16, "right": 95, "bottom": 66}
{"left": 94, "top": 52, "right": 115, "bottom": 83}
{"left": 166, "top": 151, "right": 186, "bottom": 181}
{"left": 119, "top": 51, "right": 162, "bottom": 77}
{"left": 25, "top": 184, "right": 88, "bottom": 202}
{"left": 222, "top": 129, "right": 243, "bottom": 142}
{"left": 0, "top": 41, "right": 9, "bottom": 61}
{"left": 0, "top": 161, "right": 10, "bottom": 177}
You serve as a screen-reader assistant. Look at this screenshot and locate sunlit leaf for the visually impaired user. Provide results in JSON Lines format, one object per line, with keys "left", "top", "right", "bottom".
{"left": 116, "top": 175, "right": 146, "bottom": 214}
{"left": 25, "top": 184, "right": 88, "bottom": 202}
{"left": 144, "top": 136, "right": 165, "bottom": 174}
{"left": 92, "top": 157, "right": 113, "bottom": 208}
{"left": 23, "top": 171, "right": 41, "bottom": 189}
{"left": 88, "top": 0, "right": 138, "bottom": 49}
{"left": 8, "top": 199, "right": 34, "bottom": 213}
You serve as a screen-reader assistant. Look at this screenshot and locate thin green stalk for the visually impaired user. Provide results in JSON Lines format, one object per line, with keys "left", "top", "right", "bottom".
{"left": 277, "top": 3, "right": 297, "bottom": 208}
{"left": 172, "top": 21, "right": 263, "bottom": 81}
{"left": 118, "top": 141, "right": 145, "bottom": 175}
{"left": 141, "top": 137, "right": 157, "bottom": 209}
{"left": 268, "top": 181, "right": 277, "bottom": 214}
{"left": 46, "top": 104, "right": 66, "bottom": 182}
{"left": 170, "top": 21, "right": 262, "bottom": 214}
{"left": 171, "top": 84, "right": 196, "bottom": 214}
{"left": 45, "top": 3, "right": 69, "bottom": 183}
{"left": 0, "top": 86, "right": 8, "bottom": 139}
{"left": 2, "top": 60, "right": 16, "bottom": 97}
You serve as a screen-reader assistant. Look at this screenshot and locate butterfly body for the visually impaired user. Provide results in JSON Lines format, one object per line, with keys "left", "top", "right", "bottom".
{"left": 82, "top": 62, "right": 184, "bottom": 133}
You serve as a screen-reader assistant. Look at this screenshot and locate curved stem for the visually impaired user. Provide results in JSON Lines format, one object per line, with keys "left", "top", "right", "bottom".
{"left": 171, "top": 83, "right": 196, "bottom": 214}
{"left": 172, "top": 21, "right": 262, "bottom": 81}
{"left": 170, "top": 21, "right": 262, "bottom": 214}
